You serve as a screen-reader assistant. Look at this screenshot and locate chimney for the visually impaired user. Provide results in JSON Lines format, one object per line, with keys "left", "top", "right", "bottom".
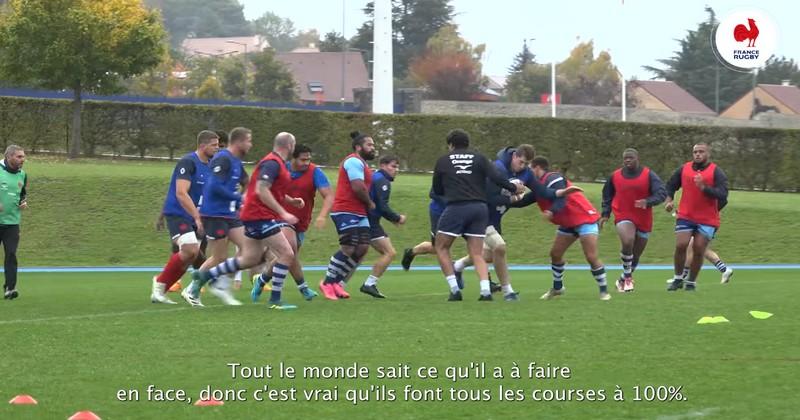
{"left": 781, "top": 79, "right": 792, "bottom": 86}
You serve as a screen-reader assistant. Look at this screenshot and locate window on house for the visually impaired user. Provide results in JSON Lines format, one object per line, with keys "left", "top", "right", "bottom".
{"left": 308, "top": 82, "right": 324, "bottom": 93}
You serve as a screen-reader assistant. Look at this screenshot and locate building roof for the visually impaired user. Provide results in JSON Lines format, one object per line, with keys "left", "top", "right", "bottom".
{"left": 275, "top": 52, "right": 370, "bottom": 103}
{"left": 631, "top": 80, "right": 715, "bottom": 114}
{"left": 759, "top": 84, "right": 800, "bottom": 113}
{"left": 181, "top": 36, "right": 269, "bottom": 58}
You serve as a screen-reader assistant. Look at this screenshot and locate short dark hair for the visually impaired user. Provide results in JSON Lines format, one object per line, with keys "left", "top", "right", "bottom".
{"left": 229, "top": 127, "right": 252, "bottom": 144}
{"left": 350, "top": 131, "right": 371, "bottom": 149}
{"left": 196, "top": 130, "right": 219, "bottom": 146}
{"left": 215, "top": 130, "right": 229, "bottom": 146}
{"left": 293, "top": 144, "right": 312, "bottom": 158}
{"left": 531, "top": 156, "right": 550, "bottom": 171}
{"left": 515, "top": 144, "right": 536, "bottom": 161}
{"left": 379, "top": 155, "right": 399, "bottom": 165}
{"left": 446, "top": 129, "right": 470, "bottom": 149}
{"left": 623, "top": 148, "right": 639, "bottom": 157}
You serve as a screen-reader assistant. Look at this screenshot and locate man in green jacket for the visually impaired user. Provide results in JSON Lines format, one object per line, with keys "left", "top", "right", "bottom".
{"left": 1, "top": 145, "right": 27, "bottom": 300}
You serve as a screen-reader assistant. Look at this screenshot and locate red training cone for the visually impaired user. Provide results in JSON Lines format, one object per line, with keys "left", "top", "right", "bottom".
{"left": 9, "top": 394, "right": 38, "bottom": 405}
{"left": 68, "top": 410, "right": 102, "bottom": 420}
{"left": 194, "top": 398, "right": 224, "bottom": 406}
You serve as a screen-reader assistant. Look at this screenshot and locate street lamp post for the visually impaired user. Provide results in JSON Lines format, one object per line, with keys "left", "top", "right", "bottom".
{"left": 225, "top": 40, "right": 248, "bottom": 100}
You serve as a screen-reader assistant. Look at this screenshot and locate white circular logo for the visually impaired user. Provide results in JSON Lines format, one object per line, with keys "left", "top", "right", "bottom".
{"left": 179, "top": 168, "right": 186, "bottom": 175}
{"left": 713, "top": 9, "right": 778, "bottom": 71}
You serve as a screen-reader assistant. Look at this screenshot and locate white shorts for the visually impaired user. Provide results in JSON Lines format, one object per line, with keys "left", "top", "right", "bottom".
{"left": 483, "top": 225, "right": 506, "bottom": 251}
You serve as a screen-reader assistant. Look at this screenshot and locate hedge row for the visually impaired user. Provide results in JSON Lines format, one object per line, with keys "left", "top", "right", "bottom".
{"left": 2, "top": 96, "right": 799, "bottom": 191}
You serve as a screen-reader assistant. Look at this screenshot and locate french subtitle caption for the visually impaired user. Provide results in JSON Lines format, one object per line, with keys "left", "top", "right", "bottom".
{"left": 114, "top": 362, "right": 687, "bottom": 405}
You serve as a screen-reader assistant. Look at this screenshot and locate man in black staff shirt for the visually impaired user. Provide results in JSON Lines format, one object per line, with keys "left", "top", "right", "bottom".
{"left": 432, "top": 129, "right": 523, "bottom": 301}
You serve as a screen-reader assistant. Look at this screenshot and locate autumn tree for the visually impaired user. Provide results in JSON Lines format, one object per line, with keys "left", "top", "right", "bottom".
{"left": 409, "top": 25, "right": 484, "bottom": 100}
{"left": 0, "top": 0, "right": 166, "bottom": 157}
{"left": 557, "top": 41, "right": 622, "bottom": 106}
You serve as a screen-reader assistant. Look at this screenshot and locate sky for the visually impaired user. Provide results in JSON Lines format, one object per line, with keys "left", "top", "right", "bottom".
{"left": 238, "top": 0, "right": 800, "bottom": 80}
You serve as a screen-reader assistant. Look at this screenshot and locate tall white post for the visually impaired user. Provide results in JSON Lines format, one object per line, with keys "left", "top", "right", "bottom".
{"left": 621, "top": 71, "right": 626, "bottom": 122}
{"left": 372, "top": 0, "right": 394, "bottom": 113}
{"left": 551, "top": 61, "right": 556, "bottom": 118}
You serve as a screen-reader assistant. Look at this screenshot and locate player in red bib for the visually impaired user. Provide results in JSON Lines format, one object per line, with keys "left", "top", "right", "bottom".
{"left": 600, "top": 148, "right": 666, "bottom": 293}
{"left": 530, "top": 157, "right": 611, "bottom": 301}
{"left": 250, "top": 144, "right": 334, "bottom": 302}
{"left": 664, "top": 143, "right": 728, "bottom": 291}
{"left": 319, "top": 131, "right": 377, "bottom": 300}
{"left": 191, "top": 132, "right": 304, "bottom": 310}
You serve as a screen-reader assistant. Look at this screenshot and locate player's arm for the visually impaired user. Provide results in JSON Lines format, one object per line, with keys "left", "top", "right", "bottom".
{"left": 645, "top": 171, "right": 667, "bottom": 207}
{"left": 701, "top": 166, "right": 729, "bottom": 201}
{"left": 210, "top": 156, "right": 242, "bottom": 201}
{"left": 509, "top": 191, "right": 537, "bottom": 208}
{"left": 312, "top": 167, "right": 334, "bottom": 228}
{"left": 343, "top": 157, "right": 373, "bottom": 209}
{"left": 600, "top": 176, "right": 615, "bottom": 218}
{"left": 255, "top": 160, "right": 295, "bottom": 222}
{"left": 543, "top": 173, "right": 568, "bottom": 214}
{"left": 432, "top": 157, "right": 445, "bottom": 197}
{"left": 174, "top": 158, "right": 201, "bottom": 223}
{"left": 664, "top": 166, "right": 683, "bottom": 212}
{"left": 483, "top": 155, "right": 521, "bottom": 194}
{"left": 374, "top": 177, "right": 402, "bottom": 223}
{"left": 18, "top": 172, "right": 28, "bottom": 209}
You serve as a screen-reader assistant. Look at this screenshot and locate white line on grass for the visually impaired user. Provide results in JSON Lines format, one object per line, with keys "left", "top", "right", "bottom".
{"left": 0, "top": 305, "right": 223, "bottom": 325}
{"left": 656, "top": 407, "right": 720, "bottom": 420}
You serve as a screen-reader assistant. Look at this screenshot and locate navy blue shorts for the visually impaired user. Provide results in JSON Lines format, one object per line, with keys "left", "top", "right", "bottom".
{"left": 165, "top": 215, "right": 196, "bottom": 239}
{"left": 202, "top": 216, "right": 243, "bottom": 240}
{"left": 330, "top": 212, "right": 370, "bottom": 235}
{"left": 436, "top": 202, "right": 488, "bottom": 238}
{"left": 370, "top": 222, "right": 388, "bottom": 240}
{"left": 243, "top": 219, "right": 286, "bottom": 240}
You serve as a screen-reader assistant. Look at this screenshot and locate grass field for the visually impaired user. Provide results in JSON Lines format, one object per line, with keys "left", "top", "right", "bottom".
{"left": 5, "top": 156, "right": 798, "bottom": 419}
{"left": 18, "top": 157, "right": 800, "bottom": 266}
{"left": 1, "top": 270, "right": 798, "bottom": 419}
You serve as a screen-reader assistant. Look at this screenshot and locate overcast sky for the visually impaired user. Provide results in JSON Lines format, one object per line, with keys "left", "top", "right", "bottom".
{"left": 238, "top": 0, "right": 800, "bottom": 79}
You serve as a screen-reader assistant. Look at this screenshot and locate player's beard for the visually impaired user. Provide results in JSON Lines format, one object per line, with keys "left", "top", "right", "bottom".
{"left": 360, "top": 150, "right": 377, "bottom": 161}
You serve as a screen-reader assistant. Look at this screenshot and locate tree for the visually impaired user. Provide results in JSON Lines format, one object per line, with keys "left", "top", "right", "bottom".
{"left": 757, "top": 56, "right": 800, "bottom": 86}
{"left": 505, "top": 63, "right": 550, "bottom": 103}
{"left": 0, "top": 0, "right": 166, "bottom": 157}
{"left": 350, "top": 0, "right": 454, "bottom": 79}
{"left": 409, "top": 25, "right": 484, "bottom": 100}
{"left": 217, "top": 56, "right": 248, "bottom": 99}
{"left": 508, "top": 41, "right": 536, "bottom": 74}
{"left": 195, "top": 76, "right": 224, "bottom": 99}
{"left": 123, "top": 51, "right": 181, "bottom": 97}
{"left": 252, "top": 11, "right": 296, "bottom": 52}
{"left": 557, "top": 41, "right": 622, "bottom": 106}
{"left": 250, "top": 50, "right": 297, "bottom": 102}
{"left": 644, "top": 6, "right": 752, "bottom": 113}
{"left": 144, "top": 0, "right": 251, "bottom": 47}
{"left": 320, "top": 31, "right": 347, "bottom": 52}
{"left": 294, "top": 29, "right": 321, "bottom": 50}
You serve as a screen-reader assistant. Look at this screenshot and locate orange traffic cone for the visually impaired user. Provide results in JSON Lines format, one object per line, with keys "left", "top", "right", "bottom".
{"left": 9, "top": 394, "right": 37, "bottom": 405}
{"left": 68, "top": 411, "right": 101, "bottom": 420}
{"left": 194, "top": 398, "right": 224, "bottom": 406}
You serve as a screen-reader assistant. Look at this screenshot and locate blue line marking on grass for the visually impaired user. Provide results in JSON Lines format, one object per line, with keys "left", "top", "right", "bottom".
{"left": 10, "top": 264, "right": 800, "bottom": 273}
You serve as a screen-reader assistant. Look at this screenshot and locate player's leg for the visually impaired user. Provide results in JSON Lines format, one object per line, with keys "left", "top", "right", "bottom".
{"left": 485, "top": 229, "right": 515, "bottom": 301}
{"left": 577, "top": 225, "right": 610, "bottom": 300}
{"left": 207, "top": 226, "right": 247, "bottom": 305}
{"left": 1, "top": 225, "right": 20, "bottom": 300}
{"left": 361, "top": 236, "right": 395, "bottom": 298}
{"left": 260, "top": 228, "right": 297, "bottom": 309}
{"left": 668, "top": 221, "right": 694, "bottom": 290}
{"left": 541, "top": 231, "right": 576, "bottom": 299}
{"left": 434, "top": 233, "right": 460, "bottom": 299}
{"left": 288, "top": 231, "right": 317, "bottom": 300}
{"left": 402, "top": 241, "right": 432, "bottom": 271}
{"left": 154, "top": 218, "right": 200, "bottom": 304}
{"left": 628, "top": 231, "right": 649, "bottom": 291}
{"left": 615, "top": 221, "right": 636, "bottom": 292}
{"left": 705, "top": 246, "right": 733, "bottom": 284}
{"left": 685, "top": 225, "right": 715, "bottom": 291}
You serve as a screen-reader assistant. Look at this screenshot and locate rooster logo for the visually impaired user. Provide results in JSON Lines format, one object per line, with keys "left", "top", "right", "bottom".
{"left": 733, "top": 18, "right": 759, "bottom": 47}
